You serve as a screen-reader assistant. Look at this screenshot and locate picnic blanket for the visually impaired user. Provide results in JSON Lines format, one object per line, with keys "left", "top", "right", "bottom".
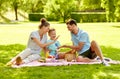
{"left": 12, "top": 58, "right": 120, "bottom": 68}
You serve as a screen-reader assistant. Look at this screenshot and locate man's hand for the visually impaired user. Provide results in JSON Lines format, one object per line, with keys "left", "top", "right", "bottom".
{"left": 61, "top": 45, "right": 69, "bottom": 48}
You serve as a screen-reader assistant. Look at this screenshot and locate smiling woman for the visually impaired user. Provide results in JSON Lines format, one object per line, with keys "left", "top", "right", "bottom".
{"left": 5, "top": 18, "right": 61, "bottom": 66}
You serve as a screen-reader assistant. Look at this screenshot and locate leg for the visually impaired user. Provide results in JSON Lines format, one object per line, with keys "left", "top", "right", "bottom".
{"left": 8, "top": 48, "right": 32, "bottom": 64}
{"left": 90, "top": 40, "right": 104, "bottom": 60}
{"left": 23, "top": 54, "right": 40, "bottom": 63}
{"left": 90, "top": 40, "right": 110, "bottom": 66}
{"left": 76, "top": 56, "right": 96, "bottom": 62}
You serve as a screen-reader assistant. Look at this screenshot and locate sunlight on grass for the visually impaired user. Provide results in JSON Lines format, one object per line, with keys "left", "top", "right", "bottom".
{"left": 0, "top": 22, "right": 120, "bottom": 48}
{"left": 93, "top": 71, "right": 120, "bottom": 79}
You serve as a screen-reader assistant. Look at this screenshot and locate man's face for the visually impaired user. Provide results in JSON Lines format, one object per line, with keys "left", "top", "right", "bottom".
{"left": 67, "top": 24, "right": 74, "bottom": 32}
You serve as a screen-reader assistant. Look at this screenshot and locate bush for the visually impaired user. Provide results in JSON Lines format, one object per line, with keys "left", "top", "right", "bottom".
{"left": 71, "top": 12, "right": 106, "bottom": 23}
{"left": 45, "top": 14, "right": 60, "bottom": 21}
{"left": 29, "top": 13, "right": 45, "bottom": 21}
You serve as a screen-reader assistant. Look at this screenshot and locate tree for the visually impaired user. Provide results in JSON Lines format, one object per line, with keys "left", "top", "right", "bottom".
{"left": 0, "top": 0, "right": 11, "bottom": 22}
{"left": 44, "top": 0, "right": 76, "bottom": 22}
{"left": 75, "top": 0, "right": 82, "bottom": 10}
{"left": 0, "top": 0, "right": 7, "bottom": 14}
{"left": 114, "top": 0, "right": 120, "bottom": 21}
{"left": 21, "top": 0, "right": 46, "bottom": 13}
{"left": 8, "top": 0, "right": 24, "bottom": 21}
{"left": 80, "top": 0, "right": 101, "bottom": 10}
{"left": 101, "top": 0, "right": 119, "bottom": 22}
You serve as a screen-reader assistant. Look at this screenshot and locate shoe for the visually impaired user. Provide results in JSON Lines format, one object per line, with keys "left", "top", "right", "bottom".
{"left": 102, "top": 61, "right": 110, "bottom": 66}
{"left": 15, "top": 56, "right": 22, "bottom": 65}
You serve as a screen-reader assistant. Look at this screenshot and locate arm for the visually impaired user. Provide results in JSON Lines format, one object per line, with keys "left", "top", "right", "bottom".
{"left": 61, "top": 42, "right": 85, "bottom": 51}
{"left": 32, "top": 35, "right": 60, "bottom": 48}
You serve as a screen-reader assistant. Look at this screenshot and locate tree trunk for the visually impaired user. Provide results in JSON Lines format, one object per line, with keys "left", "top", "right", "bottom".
{"left": 14, "top": 7, "right": 18, "bottom": 20}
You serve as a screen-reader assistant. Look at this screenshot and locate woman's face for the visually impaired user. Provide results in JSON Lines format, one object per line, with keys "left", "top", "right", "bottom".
{"left": 42, "top": 25, "right": 50, "bottom": 34}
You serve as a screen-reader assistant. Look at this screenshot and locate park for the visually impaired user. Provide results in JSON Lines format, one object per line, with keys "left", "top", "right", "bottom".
{"left": 0, "top": 0, "right": 120, "bottom": 79}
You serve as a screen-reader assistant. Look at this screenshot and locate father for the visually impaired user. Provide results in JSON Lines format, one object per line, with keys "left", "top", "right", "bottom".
{"left": 62, "top": 19, "right": 110, "bottom": 66}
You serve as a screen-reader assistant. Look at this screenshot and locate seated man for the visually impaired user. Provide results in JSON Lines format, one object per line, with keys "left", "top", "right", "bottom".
{"left": 62, "top": 19, "right": 110, "bottom": 66}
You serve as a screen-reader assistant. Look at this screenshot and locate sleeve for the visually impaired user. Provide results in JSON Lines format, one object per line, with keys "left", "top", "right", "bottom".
{"left": 30, "top": 31, "right": 38, "bottom": 39}
{"left": 79, "top": 33, "right": 88, "bottom": 42}
{"left": 55, "top": 41, "right": 61, "bottom": 47}
{"left": 44, "top": 34, "right": 48, "bottom": 43}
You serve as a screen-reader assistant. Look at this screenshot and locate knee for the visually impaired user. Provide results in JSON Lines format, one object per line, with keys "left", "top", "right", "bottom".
{"left": 25, "top": 48, "right": 31, "bottom": 51}
{"left": 91, "top": 40, "right": 97, "bottom": 46}
{"left": 91, "top": 40, "right": 96, "bottom": 44}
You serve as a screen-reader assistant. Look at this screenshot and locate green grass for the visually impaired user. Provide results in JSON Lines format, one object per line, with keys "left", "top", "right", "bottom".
{"left": 0, "top": 22, "right": 120, "bottom": 79}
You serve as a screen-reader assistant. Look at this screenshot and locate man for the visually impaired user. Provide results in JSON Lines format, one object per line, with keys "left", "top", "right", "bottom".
{"left": 62, "top": 19, "right": 110, "bottom": 66}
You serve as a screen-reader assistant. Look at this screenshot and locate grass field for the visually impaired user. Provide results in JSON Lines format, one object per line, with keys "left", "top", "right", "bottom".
{"left": 0, "top": 22, "right": 120, "bottom": 79}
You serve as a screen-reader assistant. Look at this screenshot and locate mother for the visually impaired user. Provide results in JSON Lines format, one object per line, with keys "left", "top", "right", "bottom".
{"left": 7, "top": 18, "right": 58, "bottom": 65}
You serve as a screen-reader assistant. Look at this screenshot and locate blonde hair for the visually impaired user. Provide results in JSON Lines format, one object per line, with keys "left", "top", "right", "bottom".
{"left": 48, "top": 28, "right": 56, "bottom": 34}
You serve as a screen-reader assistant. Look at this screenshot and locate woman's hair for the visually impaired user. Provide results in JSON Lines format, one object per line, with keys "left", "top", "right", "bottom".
{"left": 66, "top": 19, "right": 77, "bottom": 26}
{"left": 39, "top": 18, "right": 50, "bottom": 29}
{"left": 48, "top": 28, "right": 55, "bottom": 34}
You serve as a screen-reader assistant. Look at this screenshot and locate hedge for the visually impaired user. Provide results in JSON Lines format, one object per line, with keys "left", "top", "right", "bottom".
{"left": 29, "top": 13, "right": 45, "bottom": 21}
{"left": 71, "top": 12, "right": 106, "bottom": 23}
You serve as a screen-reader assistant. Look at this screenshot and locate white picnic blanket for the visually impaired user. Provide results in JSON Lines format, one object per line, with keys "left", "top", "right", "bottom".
{"left": 12, "top": 58, "right": 120, "bottom": 68}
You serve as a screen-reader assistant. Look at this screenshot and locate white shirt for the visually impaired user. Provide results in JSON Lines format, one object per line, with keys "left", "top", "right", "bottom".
{"left": 27, "top": 30, "right": 47, "bottom": 54}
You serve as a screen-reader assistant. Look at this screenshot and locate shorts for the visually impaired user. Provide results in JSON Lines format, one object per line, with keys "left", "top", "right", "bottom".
{"left": 79, "top": 48, "right": 97, "bottom": 59}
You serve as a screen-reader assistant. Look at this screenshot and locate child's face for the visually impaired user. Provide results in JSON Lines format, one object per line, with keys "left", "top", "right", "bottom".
{"left": 49, "top": 31, "right": 56, "bottom": 39}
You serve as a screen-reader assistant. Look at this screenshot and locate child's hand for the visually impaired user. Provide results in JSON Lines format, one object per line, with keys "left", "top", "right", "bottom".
{"left": 53, "top": 35, "right": 60, "bottom": 42}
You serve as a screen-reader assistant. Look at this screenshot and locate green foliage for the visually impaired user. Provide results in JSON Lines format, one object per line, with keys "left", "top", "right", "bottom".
{"left": 44, "top": 0, "right": 76, "bottom": 22}
{"left": 101, "top": 0, "right": 120, "bottom": 22}
{"left": 0, "top": 0, "right": 8, "bottom": 13}
{"left": 71, "top": 12, "right": 106, "bottom": 22}
{"left": 8, "top": 0, "right": 24, "bottom": 20}
{"left": 29, "top": 13, "right": 45, "bottom": 21}
{"left": 80, "top": 0, "right": 101, "bottom": 10}
{"left": 114, "top": 0, "right": 120, "bottom": 21}
{"left": 21, "top": 0, "right": 46, "bottom": 13}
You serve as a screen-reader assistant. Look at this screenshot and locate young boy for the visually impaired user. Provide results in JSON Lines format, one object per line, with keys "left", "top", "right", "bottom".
{"left": 47, "top": 28, "right": 61, "bottom": 58}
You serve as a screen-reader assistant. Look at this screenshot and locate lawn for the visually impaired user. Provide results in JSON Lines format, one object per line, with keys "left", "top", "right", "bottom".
{"left": 0, "top": 22, "right": 120, "bottom": 79}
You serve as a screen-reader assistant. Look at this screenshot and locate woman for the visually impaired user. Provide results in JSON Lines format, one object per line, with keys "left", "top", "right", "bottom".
{"left": 6, "top": 18, "right": 59, "bottom": 66}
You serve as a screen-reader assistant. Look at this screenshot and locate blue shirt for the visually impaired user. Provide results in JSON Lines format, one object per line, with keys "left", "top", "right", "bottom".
{"left": 47, "top": 40, "right": 61, "bottom": 56}
{"left": 71, "top": 28, "right": 90, "bottom": 54}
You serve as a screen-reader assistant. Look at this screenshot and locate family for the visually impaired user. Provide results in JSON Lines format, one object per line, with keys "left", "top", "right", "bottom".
{"left": 6, "top": 18, "right": 110, "bottom": 66}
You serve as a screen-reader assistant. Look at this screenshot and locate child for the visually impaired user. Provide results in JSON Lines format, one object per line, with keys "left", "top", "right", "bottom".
{"left": 47, "top": 29, "right": 76, "bottom": 61}
{"left": 47, "top": 28, "right": 61, "bottom": 58}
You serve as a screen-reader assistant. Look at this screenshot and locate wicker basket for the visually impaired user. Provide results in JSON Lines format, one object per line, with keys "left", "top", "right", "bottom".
{"left": 65, "top": 54, "right": 76, "bottom": 62}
